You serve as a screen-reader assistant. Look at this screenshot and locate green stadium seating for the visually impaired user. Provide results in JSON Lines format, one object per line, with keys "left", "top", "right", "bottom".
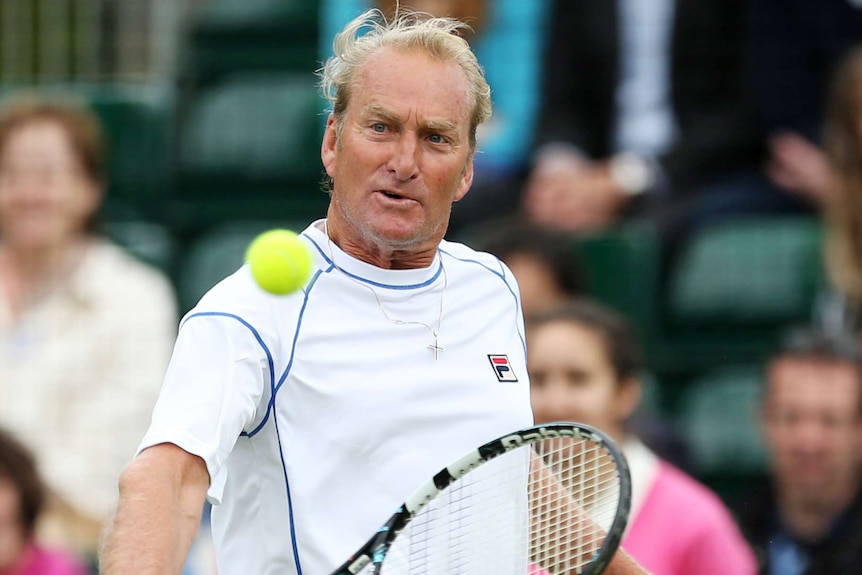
{"left": 168, "top": 74, "right": 330, "bottom": 234}
{"left": 102, "top": 220, "right": 176, "bottom": 275}
{"left": 88, "top": 85, "right": 174, "bottom": 221}
{"left": 574, "top": 221, "right": 662, "bottom": 343}
{"left": 676, "top": 365, "right": 768, "bottom": 475}
{"left": 652, "top": 216, "right": 824, "bottom": 376}
{"left": 674, "top": 364, "right": 769, "bottom": 503}
{"left": 177, "top": 219, "right": 317, "bottom": 314}
{"left": 183, "top": 0, "right": 321, "bottom": 81}
{"left": 669, "top": 217, "right": 823, "bottom": 323}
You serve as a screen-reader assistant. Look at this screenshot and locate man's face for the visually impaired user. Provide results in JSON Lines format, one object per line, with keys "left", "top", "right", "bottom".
{"left": 763, "top": 357, "right": 862, "bottom": 503}
{"left": 321, "top": 46, "right": 474, "bottom": 260}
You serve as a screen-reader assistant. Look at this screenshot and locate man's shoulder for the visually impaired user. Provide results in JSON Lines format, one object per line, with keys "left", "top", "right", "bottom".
{"left": 185, "top": 263, "right": 308, "bottom": 329}
{"left": 439, "top": 240, "right": 510, "bottom": 278}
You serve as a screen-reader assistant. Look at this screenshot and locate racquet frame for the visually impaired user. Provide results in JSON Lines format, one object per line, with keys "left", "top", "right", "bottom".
{"left": 330, "top": 422, "right": 632, "bottom": 575}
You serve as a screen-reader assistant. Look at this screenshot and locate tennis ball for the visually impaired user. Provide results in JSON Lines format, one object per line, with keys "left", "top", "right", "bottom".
{"left": 245, "top": 229, "right": 313, "bottom": 295}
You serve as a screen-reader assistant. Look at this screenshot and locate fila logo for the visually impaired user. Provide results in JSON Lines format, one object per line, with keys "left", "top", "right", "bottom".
{"left": 488, "top": 355, "right": 518, "bottom": 382}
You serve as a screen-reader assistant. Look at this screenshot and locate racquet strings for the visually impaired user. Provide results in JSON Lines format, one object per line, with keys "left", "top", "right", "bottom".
{"left": 367, "top": 435, "right": 622, "bottom": 575}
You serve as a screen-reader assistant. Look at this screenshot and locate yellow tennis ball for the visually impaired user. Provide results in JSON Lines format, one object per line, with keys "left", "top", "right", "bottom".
{"left": 245, "top": 229, "right": 313, "bottom": 295}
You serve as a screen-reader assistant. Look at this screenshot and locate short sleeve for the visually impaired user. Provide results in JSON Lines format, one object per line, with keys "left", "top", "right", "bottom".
{"left": 138, "top": 313, "right": 269, "bottom": 503}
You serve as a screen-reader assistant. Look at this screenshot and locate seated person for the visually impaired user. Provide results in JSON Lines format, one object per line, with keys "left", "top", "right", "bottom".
{"left": 823, "top": 47, "right": 862, "bottom": 322}
{"left": 737, "top": 328, "right": 862, "bottom": 574}
{"left": 522, "top": 0, "right": 811, "bottom": 248}
{"left": 747, "top": 0, "right": 862, "bottom": 207}
{"left": 0, "top": 427, "right": 87, "bottom": 575}
{"left": 0, "top": 95, "right": 177, "bottom": 555}
{"left": 477, "top": 220, "right": 584, "bottom": 318}
{"left": 527, "top": 299, "right": 756, "bottom": 575}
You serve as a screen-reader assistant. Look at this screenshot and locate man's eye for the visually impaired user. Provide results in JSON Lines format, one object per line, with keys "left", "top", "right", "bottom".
{"left": 372, "top": 123, "right": 387, "bottom": 133}
{"left": 428, "top": 134, "right": 447, "bottom": 144}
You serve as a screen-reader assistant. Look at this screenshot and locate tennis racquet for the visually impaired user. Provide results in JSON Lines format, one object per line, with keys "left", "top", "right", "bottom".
{"left": 330, "top": 422, "right": 632, "bottom": 575}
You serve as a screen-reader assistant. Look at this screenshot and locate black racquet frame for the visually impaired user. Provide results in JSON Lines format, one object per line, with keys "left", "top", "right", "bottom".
{"left": 329, "top": 422, "right": 632, "bottom": 575}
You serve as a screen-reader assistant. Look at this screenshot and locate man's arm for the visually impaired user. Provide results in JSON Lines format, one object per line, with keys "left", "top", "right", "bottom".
{"left": 100, "top": 443, "right": 209, "bottom": 575}
{"left": 528, "top": 453, "right": 652, "bottom": 575}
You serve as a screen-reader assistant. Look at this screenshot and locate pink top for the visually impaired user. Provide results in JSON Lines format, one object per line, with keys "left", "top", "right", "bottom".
{"left": 0, "top": 544, "right": 88, "bottom": 575}
{"left": 622, "top": 462, "right": 756, "bottom": 575}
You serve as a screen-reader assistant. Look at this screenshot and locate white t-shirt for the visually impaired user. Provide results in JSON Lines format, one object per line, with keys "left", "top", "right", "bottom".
{"left": 139, "top": 221, "right": 533, "bottom": 574}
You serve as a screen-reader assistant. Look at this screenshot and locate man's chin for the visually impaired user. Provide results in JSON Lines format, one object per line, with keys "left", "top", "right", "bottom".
{"left": 369, "top": 221, "right": 441, "bottom": 249}
{"left": 787, "top": 477, "right": 834, "bottom": 500}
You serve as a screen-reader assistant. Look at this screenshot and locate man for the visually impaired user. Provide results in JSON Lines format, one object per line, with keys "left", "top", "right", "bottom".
{"left": 528, "top": 299, "right": 756, "bottom": 575}
{"left": 320, "top": 0, "right": 548, "bottom": 236}
{"left": 100, "top": 10, "right": 651, "bottom": 575}
{"left": 522, "top": 0, "right": 783, "bottom": 235}
{"left": 737, "top": 329, "right": 862, "bottom": 574}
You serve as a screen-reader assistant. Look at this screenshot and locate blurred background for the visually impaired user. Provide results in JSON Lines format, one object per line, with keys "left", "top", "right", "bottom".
{"left": 0, "top": 0, "right": 833, "bottom": 515}
{"left": 0, "top": 0, "right": 859, "bottom": 572}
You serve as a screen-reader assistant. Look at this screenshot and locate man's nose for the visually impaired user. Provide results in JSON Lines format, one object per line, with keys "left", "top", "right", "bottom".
{"left": 387, "top": 135, "right": 420, "bottom": 182}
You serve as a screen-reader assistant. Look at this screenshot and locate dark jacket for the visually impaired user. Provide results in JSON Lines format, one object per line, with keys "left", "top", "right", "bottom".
{"left": 535, "top": 0, "right": 762, "bottom": 195}
{"left": 747, "top": 0, "right": 862, "bottom": 142}
{"left": 736, "top": 481, "right": 862, "bottom": 575}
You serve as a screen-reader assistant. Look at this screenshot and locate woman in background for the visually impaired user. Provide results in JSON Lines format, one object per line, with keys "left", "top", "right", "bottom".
{"left": 527, "top": 299, "right": 756, "bottom": 575}
{"left": 0, "top": 95, "right": 177, "bottom": 558}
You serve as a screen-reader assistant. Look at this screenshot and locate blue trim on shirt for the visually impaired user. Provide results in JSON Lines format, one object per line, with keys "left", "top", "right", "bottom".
{"left": 439, "top": 248, "right": 527, "bottom": 356}
{"left": 182, "top": 291, "right": 321, "bottom": 575}
{"left": 273, "top": 407, "right": 304, "bottom": 575}
{"left": 306, "top": 235, "right": 443, "bottom": 290}
{"left": 181, "top": 312, "right": 277, "bottom": 410}
{"left": 246, "top": 268, "right": 325, "bottom": 437}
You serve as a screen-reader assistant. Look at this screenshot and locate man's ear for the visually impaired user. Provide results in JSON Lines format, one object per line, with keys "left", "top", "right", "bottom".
{"left": 321, "top": 114, "right": 338, "bottom": 179}
{"left": 454, "top": 152, "right": 474, "bottom": 203}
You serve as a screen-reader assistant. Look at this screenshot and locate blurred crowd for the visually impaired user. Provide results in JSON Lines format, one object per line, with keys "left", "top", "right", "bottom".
{"left": 0, "top": 0, "right": 861, "bottom": 574}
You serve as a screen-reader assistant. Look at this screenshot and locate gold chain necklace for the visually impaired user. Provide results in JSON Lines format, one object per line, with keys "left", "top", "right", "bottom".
{"left": 323, "top": 220, "right": 447, "bottom": 360}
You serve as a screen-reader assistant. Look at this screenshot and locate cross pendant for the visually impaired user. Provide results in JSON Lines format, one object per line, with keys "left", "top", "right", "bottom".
{"left": 427, "top": 338, "right": 444, "bottom": 361}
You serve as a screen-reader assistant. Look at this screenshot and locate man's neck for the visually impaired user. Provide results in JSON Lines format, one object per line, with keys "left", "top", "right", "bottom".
{"left": 778, "top": 480, "right": 860, "bottom": 542}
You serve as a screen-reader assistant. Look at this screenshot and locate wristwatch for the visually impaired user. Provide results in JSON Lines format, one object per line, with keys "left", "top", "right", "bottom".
{"left": 608, "top": 152, "right": 655, "bottom": 196}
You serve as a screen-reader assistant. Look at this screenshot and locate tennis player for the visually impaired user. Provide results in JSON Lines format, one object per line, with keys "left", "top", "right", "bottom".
{"left": 100, "top": 10, "right": 651, "bottom": 575}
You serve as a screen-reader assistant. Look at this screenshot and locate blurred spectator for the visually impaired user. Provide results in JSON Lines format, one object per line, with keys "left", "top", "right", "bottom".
{"left": 477, "top": 220, "right": 584, "bottom": 318}
{"left": 528, "top": 299, "right": 756, "bottom": 575}
{"left": 824, "top": 47, "right": 862, "bottom": 311}
{"left": 522, "top": 0, "right": 803, "bottom": 239}
{"left": 0, "top": 95, "right": 177, "bottom": 556}
{"left": 747, "top": 0, "right": 862, "bottom": 206}
{"left": 737, "top": 328, "right": 862, "bottom": 574}
{"left": 320, "top": 0, "right": 548, "bottom": 234}
{"left": 0, "top": 426, "right": 87, "bottom": 575}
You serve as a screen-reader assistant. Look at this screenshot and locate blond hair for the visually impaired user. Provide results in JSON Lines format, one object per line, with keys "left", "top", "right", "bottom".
{"left": 825, "top": 47, "right": 862, "bottom": 303}
{"left": 318, "top": 8, "right": 492, "bottom": 151}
